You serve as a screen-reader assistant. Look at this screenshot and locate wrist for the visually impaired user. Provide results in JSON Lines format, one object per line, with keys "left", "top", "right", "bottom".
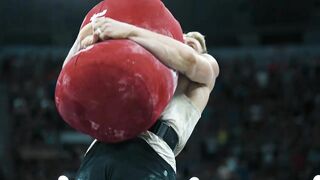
{"left": 127, "top": 26, "right": 141, "bottom": 38}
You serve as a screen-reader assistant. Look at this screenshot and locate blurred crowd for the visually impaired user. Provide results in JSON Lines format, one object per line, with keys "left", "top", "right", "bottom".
{"left": 0, "top": 52, "right": 319, "bottom": 180}
{"left": 178, "top": 56, "right": 320, "bottom": 180}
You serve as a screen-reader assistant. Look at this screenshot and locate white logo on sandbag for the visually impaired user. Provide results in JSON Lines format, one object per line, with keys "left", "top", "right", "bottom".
{"left": 90, "top": 9, "right": 108, "bottom": 22}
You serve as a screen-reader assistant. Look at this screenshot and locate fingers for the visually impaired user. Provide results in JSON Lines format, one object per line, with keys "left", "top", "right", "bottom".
{"left": 94, "top": 25, "right": 106, "bottom": 40}
{"left": 92, "top": 17, "right": 111, "bottom": 40}
{"left": 91, "top": 17, "right": 124, "bottom": 40}
{"left": 80, "top": 33, "right": 104, "bottom": 49}
{"left": 80, "top": 35, "right": 93, "bottom": 49}
{"left": 79, "top": 17, "right": 116, "bottom": 49}
{"left": 92, "top": 33, "right": 99, "bottom": 43}
{"left": 92, "top": 17, "right": 109, "bottom": 31}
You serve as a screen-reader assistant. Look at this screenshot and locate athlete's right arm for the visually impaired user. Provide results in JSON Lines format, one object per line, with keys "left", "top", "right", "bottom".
{"left": 62, "top": 23, "right": 97, "bottom": 67}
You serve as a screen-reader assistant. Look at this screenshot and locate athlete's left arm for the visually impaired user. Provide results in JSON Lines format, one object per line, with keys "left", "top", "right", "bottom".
{"left": 90, "top": 17, "right": 219, "bottom": 86}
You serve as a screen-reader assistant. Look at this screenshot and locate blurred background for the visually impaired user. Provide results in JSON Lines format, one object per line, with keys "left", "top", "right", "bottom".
{"left": 0, "top": 0, "right": 319, "bottom": 179}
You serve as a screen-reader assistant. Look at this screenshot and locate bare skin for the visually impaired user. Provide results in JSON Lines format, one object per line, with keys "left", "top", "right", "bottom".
{"left": 63, "top": 17, "right": 219, "bottom": 114}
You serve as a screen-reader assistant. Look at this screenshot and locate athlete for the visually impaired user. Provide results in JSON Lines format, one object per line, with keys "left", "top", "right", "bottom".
{"left": 64, "top": 17, "right": 219, "bottom": 179}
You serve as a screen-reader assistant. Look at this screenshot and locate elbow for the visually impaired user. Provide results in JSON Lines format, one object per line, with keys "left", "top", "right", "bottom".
{"left": 182, "top": 51, "right": 197, "bottom": 74}
{"left": 211, "top": 57, "right": 220, "bottom": 78}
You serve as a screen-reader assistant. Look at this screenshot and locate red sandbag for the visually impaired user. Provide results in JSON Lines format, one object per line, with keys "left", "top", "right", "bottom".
{"left": 55, "top": 0, "right": 183, "bottom": 142}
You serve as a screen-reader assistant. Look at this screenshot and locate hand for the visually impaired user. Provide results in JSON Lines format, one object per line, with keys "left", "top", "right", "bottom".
{"left": 79, "top": 23, "right": 99, "bottom": 49}
{"left": 92, "top": 17, "right": 135, "bottom": 40}
{"left": 80, "top": 34, "right": 99, "bottom": 49}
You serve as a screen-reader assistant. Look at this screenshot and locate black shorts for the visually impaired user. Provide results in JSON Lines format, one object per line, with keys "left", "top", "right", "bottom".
{"left": 76, "top": 138, "right": 176, "bottom": 180}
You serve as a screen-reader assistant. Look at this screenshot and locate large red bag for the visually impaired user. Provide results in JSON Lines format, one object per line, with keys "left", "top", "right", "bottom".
{"left": 55, "top": 0, "right": 183, "bottom": 142}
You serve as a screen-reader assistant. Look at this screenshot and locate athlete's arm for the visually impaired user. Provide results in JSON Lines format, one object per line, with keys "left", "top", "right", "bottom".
{"left": 92, "top": 17, "right": 219, "bottom": 86}
{"left": 129, "top": 30, "right": 219, "bottom": 86}
{"left": 62, "top": 23, "right": 98, "bottom": 67}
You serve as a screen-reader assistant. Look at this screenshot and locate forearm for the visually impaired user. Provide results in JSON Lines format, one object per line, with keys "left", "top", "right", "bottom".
{"left": 128, "top": 27, "right": 196, "bottom": 74}
{"left": 63, "top": 23, "right": 94, "bottom": 68}
{"left": 63, "top": 37, "right": 81, "bottom": 68}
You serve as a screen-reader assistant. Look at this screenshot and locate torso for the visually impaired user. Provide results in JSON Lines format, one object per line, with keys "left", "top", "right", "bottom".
{"left": 160, "top": 74, "right": 212, "bottom": 155}
{"left": 85, "top": 71, "right": 215, "bottom": 172}
{"left": 139, "top": 73, "right": 214, "bottom": 171}
{"left": 175, "top": 75, "right": 212, "bottom": 114}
